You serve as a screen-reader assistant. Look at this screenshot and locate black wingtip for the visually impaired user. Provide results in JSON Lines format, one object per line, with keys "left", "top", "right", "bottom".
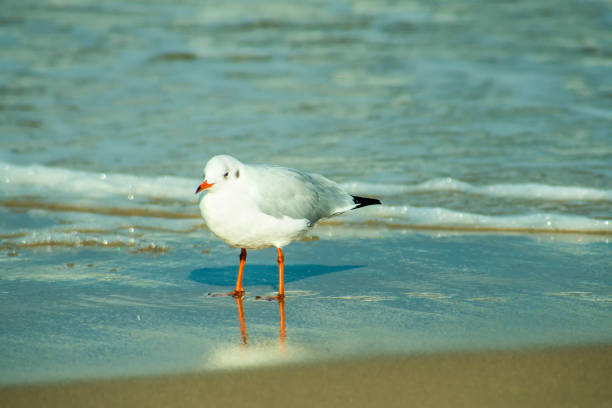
{"left": 352, "top": 195, "right": 382, "bottom": 209}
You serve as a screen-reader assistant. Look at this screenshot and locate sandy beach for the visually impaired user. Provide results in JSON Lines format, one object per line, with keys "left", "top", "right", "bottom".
{"left": 2, "top": 345, "right": 611, "bottom": 408}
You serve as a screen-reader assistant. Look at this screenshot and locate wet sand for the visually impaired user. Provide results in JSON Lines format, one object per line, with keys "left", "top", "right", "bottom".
{"left": 2, "top": 345, "right": 611, "bottom": 408}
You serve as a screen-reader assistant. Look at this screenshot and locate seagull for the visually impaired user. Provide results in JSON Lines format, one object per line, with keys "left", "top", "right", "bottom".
{"left": 195, "top": 155, "right": 381, "bottom": 299}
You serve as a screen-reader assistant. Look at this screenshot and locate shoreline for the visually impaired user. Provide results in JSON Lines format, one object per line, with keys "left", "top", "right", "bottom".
{"left": 3, "top": 344, "right": 611, "bottom": 407}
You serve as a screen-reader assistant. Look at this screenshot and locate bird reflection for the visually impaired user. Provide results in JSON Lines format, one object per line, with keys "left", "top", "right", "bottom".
{"left": 234, "top": 296, "right": 249, "bottom": 347}
{"left": 233, "top": 295, "right": 286, "bottom": 351}
{"left": 279, "top": 298, "right": 286, "bottom": 352}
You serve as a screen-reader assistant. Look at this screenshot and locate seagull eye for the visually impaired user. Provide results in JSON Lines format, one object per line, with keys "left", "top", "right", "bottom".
{"left": 223, "top": 172, "right": 229, "bottom": 179}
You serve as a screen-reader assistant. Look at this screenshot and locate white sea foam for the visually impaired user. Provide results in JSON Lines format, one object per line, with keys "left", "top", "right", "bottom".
{"left": 362, "top": 205, "right": 611, "bottom": 233}
{"left": 206, "top": 343, "right": 306, "bottom": 370}
{"left": 4, "top": 162, "right": 611, "bottom": 203}
{"left": 341, "top": 178, "right": 612, "bottom": 202}
{"left": 2, "top": 162, "right": 610, "bottom": 236}
{"left": 1, "top": 162, "right": 195, "bottom": 201}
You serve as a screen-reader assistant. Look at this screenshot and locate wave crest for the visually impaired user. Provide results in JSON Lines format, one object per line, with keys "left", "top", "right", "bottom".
{"left": 341, "top": 178, "right": 612, "bottom": 202}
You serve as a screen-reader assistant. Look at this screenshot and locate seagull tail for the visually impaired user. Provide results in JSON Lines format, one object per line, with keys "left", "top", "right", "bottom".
{"left": 351, "top": 195, "right": 382, "bottom": 209}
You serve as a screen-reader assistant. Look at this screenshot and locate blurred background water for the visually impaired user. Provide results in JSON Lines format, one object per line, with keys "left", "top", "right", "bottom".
{"left": 1, "top": 0, "right": 611, "bottom": 384}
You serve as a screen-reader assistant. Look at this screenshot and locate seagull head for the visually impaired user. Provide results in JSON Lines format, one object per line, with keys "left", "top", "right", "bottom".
{"left": 195, "top": 155, "right": 244, "bottom": 194}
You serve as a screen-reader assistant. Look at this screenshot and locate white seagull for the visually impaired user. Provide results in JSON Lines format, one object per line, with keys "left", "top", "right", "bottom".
{"left": 196, "top": 155, "right": 381, "bottom": 299}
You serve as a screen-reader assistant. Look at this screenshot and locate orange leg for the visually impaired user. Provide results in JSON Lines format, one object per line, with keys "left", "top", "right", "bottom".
{"left": 232, "top": 248, "right": 247, "bottom": 296}
{"left": 277, "top": 247, "right": 285, "bottom": 298}
{"left": 208, "top": 248, "right": 247, "bottom": 298}
{"left": 254, "top": 247, "right": 285, "bottom": 301}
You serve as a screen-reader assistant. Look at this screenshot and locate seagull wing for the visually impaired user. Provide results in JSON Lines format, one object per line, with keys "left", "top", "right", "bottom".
{"left": 246, "top": 165, "right": 355, "bottom": 224}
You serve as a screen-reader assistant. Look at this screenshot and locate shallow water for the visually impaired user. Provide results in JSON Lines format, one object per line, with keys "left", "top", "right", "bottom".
{"left": 2, "top": 234, "right": 611, "bottom": 384}
{"left": 1, "top": 0, "right": 611, "bottom": 384}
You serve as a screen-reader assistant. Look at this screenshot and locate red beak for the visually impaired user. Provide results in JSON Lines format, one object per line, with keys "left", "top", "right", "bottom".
{"left": 195, "top": 180, "right": 214, "bottom": 194}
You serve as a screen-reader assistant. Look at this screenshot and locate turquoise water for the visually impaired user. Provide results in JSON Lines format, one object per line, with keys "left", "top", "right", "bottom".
{"left": 1, "top": 0, "right": 611, "bottom": 384}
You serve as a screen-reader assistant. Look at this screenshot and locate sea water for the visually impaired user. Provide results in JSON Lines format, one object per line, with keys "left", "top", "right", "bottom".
{"left": 1, "top": 0, "right": 611, "bottom": 384}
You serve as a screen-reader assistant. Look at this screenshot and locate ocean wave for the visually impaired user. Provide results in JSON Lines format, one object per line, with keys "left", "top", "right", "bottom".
{"left": 341, "top": 178, "right": 612, "bottom": 202}
{"left": 2, "top": 162, "right": 610, "bottom": 237}
{"left": 354, "top": 205, "right": 611, "bottom": 234}
{"left": 3, "top": 198, "right": 607, "bottom": 237}
{"left": 1, "top": 162, "right": 195, "bottom": 201}
{"left": 3, "top": 162, "right": 611, "bottom": 204}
